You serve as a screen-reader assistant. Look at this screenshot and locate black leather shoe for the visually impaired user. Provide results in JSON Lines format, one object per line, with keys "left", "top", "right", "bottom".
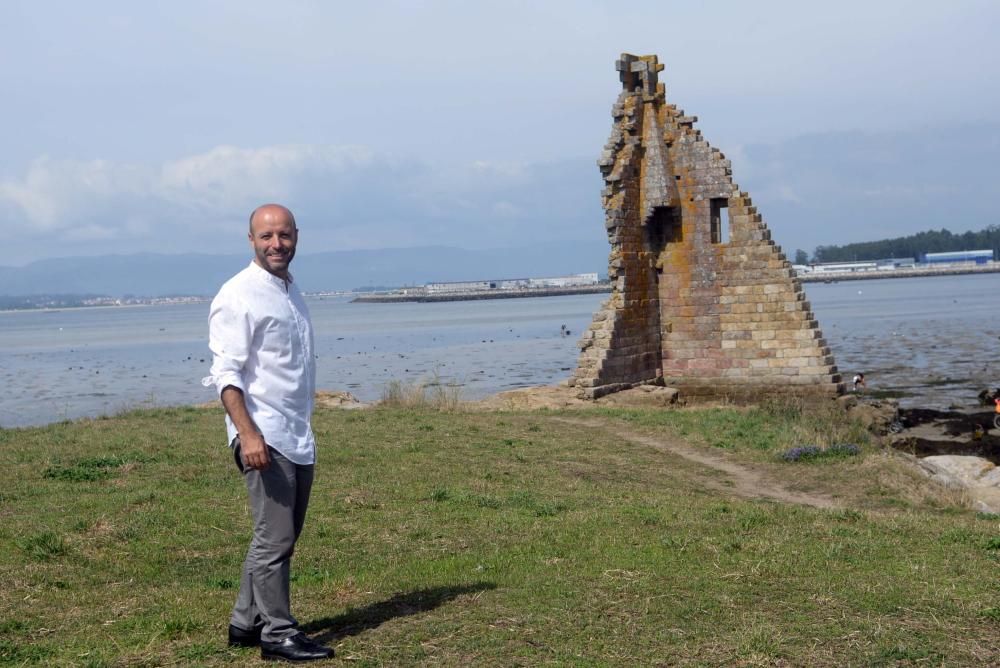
{"left": 261, "top": 633, "right": 334, "bottom": 662}
{"left": 228, "top": 623, "right": 263, "bottom": 648}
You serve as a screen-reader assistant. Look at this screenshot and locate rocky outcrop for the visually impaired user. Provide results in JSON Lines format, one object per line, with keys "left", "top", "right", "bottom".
{"left": 917, "top": 455, "right": 1000, "bottom": 513}
{"left": 315, "top": 390, "right": 368, "bottom": 410}
{"left": 470, "top": 384, "right": 679, "bottom": 411}
{"left": 838, "top": 395, "right": 899, "bottom": 434}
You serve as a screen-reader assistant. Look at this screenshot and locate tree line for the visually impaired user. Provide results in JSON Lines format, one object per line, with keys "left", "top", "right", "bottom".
{"left": 804, "top": 225, "right": 1000, "bottom": 263}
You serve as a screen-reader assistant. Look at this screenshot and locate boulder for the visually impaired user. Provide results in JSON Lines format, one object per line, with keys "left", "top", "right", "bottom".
{"left": 846, "top": 398, "right": 898, "bottom": 435}
{"left": 473, "top": 385, "right": 591, "bottom": 410}
{"left": 917, "top": 455, "right": 1000, "bottom": 513}
{"left": 596, "top": 385, "right": 680, "bottom": 408}
{"left": 473, "top": 383, "right": 680, "bottom": 410}
{"left": 315, "top": 390, "right": 368, "bottom": 410}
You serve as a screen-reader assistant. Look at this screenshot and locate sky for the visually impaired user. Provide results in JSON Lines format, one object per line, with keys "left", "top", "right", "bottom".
{"left": 1, "top": 0, "right": 998, "bottom": 265}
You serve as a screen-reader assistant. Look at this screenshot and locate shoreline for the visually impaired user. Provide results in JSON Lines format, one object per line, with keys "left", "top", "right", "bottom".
{"left": 797, "top": 262, "right": 1000, "bottom": 283}
{"left": 354, "top": 265, "right": 1000, "bottom": 302}
{"left": 3, "top": 264, "right": 997, "bottom": 312}
{"left": 350, "top": 284, "right": 611, "bottom": 303}
{"left": 0, "top": 298, "right": 211, "bottom": 315}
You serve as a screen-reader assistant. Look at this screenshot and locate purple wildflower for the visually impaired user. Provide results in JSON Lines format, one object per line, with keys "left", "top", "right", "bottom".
{"left": 781, "top": 445, "right": 822, "bottom": 462}
{"left": 827, "top": 443, "right": 861, "bottom": 457}
{"left": 781, "top": 443, "right": 862, "bottom": 462}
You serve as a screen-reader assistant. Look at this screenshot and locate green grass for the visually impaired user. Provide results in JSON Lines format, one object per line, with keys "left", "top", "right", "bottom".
{"left": 0, "top": 403, "right": 997, "bottom": 665}
{"left": 380, "top": 372, "right": 462, "bottom": 411}
{"left": 597, "top": 398, "right": 871, "bottom": 457}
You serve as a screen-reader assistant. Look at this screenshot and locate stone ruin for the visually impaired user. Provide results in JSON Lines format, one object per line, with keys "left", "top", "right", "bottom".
{"left": 570, "top": 54, "right": 843, "bottom": 400}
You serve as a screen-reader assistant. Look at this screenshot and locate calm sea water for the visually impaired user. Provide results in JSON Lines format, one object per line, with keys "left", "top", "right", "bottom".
{"left": 1, "top": 273, "right": 998, "bottom": 427}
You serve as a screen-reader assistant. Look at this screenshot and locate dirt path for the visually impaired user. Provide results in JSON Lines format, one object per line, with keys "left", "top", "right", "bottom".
{"left": 553, "top": 416, "right": 840, "bottom": 510}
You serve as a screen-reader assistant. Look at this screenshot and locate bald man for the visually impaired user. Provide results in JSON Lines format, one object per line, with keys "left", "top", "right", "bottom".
{"left": 203, "top": 204, "right": 333, "bottom": 662}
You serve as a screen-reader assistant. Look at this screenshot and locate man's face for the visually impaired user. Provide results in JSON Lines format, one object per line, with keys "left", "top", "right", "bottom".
{"left": 249, "top": 209, "right": 298, "bottom": 279}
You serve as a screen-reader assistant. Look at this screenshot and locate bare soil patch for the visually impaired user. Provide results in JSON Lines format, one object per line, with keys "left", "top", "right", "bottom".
{"left": 554, "top": 416, "right": 840, "bottom": 510}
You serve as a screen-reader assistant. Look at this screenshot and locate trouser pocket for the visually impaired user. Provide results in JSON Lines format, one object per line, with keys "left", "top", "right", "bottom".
{"left": 230, "top": 436, "right": 245, "bottom": 473}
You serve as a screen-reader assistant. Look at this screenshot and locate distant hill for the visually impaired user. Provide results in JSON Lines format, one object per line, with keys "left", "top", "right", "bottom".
{"left": 813, "top": 225, "right": 1000, "bottom": 263}
{"left": 0, "top": 241, "right": 609, "bottom": 297}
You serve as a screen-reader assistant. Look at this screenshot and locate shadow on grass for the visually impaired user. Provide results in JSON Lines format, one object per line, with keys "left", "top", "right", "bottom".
{"left": 303, "top": 582, "right": 496, "bottom": 643}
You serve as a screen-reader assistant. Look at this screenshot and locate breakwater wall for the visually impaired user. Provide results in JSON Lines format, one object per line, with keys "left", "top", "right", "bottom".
{"left": 351, "top": 284, "right": 611, "bottom": 303}
{"left": 797, "top": 263, "right": 1000, "bottom": 283}
{"left": 351, "top": 264, "right": 999, "bottom": 303}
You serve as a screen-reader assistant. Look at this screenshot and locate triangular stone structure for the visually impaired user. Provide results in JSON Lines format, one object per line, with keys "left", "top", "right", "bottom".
{"left": 570, "top": 54, "right": 843, "bottom": 400}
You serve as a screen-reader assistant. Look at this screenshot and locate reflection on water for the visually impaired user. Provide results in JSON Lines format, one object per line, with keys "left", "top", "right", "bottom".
{"left": 1, "top": 273, "right": 998, "bottom": 427}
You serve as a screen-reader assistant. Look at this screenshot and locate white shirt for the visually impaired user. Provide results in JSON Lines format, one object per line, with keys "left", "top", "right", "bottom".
{"left": 202, "top": 261, "right": 317, "bottom": 465}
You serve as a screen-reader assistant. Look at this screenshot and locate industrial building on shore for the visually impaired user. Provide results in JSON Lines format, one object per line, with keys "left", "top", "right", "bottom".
{"left": 424, "top": 273, "right": 599, "bottom": 294}
{"left": 793, "top": 250, "right": 996, "bottom": 276}
{"left": 351, "top": 273, "right": 606, "bottom": 303}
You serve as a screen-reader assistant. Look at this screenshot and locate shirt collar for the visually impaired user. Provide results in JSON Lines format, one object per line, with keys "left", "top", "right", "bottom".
{"left": 248, "top": 260, "right": 294, "bottom": 289}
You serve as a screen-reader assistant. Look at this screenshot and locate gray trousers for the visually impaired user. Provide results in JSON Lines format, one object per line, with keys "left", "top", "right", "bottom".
{"left": 230, "top": 437, "right": 315, "bottom": 642}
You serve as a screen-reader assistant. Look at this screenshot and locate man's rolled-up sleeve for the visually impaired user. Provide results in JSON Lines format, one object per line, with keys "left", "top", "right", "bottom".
{"left": 201, "top": 292, "right": 253, "bottom": 397}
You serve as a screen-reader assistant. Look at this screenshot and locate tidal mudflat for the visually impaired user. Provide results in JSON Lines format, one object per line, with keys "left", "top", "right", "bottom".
{"left": 812, "top": 273, "right": 1000, "bottom": 409}
{"left": 0, "top": 273, "right": 997, "bottom": 427}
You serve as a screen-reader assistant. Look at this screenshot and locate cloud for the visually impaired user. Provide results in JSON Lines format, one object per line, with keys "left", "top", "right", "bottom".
{"left": 9, "top": 120, "right": 993, "bottom": 265}
{"left": 157, "top": 144, "right": 378, "bottom": 211}
{"left": 0, "top": 144, "right": 605, "bottom": 264}
{"left": 0, "top": 157, "right": 148, "bottom": 232}
{"left": 0, "top": 146, "right": 357, "bottom": 261}
{"left": 735, "top": 122, "right": 1000, "bottom": 252}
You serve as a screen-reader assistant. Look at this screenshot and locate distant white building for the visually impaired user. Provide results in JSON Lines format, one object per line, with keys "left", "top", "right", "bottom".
{"left": 809, "top": 261, "right": 878, "bottom": 274}
{"left": 425, "top": 273, "right": 600, "bottom": 293}
{"left": 527, "top": 273, "right": 599, "bottom": 288}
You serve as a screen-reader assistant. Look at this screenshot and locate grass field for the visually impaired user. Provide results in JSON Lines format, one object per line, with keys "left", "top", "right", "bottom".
{"left": 1, "top": 401, "right": 998, "bottom": 666}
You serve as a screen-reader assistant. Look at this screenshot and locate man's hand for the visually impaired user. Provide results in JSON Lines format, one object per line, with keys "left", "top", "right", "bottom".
{"left": 239, "top": 431, "right": 271, "bottom": 471}
{"left": 220, "top": 385, "right": 270, "bottom": 470}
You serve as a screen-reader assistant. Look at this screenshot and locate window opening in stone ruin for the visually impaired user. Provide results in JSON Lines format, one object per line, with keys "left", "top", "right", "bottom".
{"left": 645, "top": 207, "right": 679, "bottom": 269}
{"left": 710, "top": 198, "right": 730, "bottom": 244}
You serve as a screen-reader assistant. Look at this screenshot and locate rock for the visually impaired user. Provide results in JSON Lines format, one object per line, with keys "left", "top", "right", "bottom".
{"left": 971, "top": 489, "right": 1000, "bottom": 514}
{"left": 917, "top": 455, "right": 1000, "bottom": 513}
{"left": 979, "top": 467, "right": 1000, "bottom": 487}
{"left": 847, "top": 398, "right": 898, "bottom": 435}
{"left": 597, "top": 385, "right": 679, "bottom": 408}
{"left": 472, "top": 384, "right": 681, "bottom": 411}
{"left": 315, "top": 390, "right": 368, "bottom": 410}
{"left": 474, "top": 385, "right": 592, "bottom": 410}
{"left": 919, "top": 455, "right": 994, "bottom": 485}
{"left": 836, "top": 394, "right": 858, "bottom": 410}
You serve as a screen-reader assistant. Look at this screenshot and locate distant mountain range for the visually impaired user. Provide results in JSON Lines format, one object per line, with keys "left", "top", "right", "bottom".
{"left": 0, "top": 241, "right": 609, "bottom": 297}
